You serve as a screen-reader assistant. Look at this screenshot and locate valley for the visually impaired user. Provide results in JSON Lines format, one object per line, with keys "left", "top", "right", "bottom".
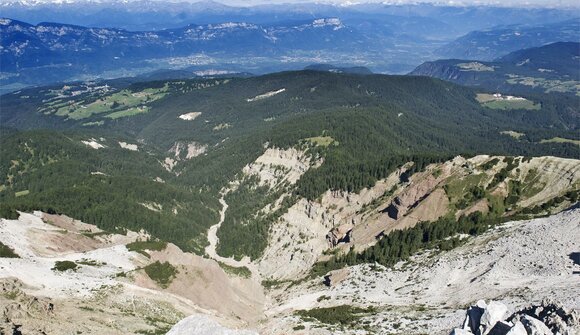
{"left": 0, "top": 152, "right": 578, "bottom": 334}
{"left": 0, "top": 2, "right": 579, "bottom": 333}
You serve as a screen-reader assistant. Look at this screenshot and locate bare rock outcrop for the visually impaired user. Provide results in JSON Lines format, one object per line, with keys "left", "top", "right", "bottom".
{"left": 385, "top": 174, "right": 439, "bottom": 219}
{"left": 326, "top": 223, "right": 354, "bottom": 247}
{"left": 452, "top": 300, "right": 579, "bottom": 335}
{"left": 323, "top": 268, "right": 350, "bottom": 287}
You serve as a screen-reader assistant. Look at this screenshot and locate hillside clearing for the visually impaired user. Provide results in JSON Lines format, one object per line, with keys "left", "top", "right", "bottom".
{"left": 500, "top": 130, "right": 525, "bottom": 139}
{"left": 476, "top": 93, "right": 540, "bottom": 110}
{"left": 540, "top": 137, "right": 580, "bottom": 146}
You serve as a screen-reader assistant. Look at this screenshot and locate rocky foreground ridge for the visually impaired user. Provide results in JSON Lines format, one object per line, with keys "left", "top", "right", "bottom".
{"left": 451, "top": 300, "right": 579, "bottom": 335}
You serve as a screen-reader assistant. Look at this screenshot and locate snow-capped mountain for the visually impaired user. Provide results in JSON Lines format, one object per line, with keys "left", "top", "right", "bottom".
{"left": 0, "top": 17, "right": 368, "bottom": 86}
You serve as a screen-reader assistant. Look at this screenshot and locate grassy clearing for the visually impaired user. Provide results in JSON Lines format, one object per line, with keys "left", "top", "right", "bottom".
{"left": 476, "top": 93, "right": 540, "bottom": 110}
{"left": 521, "top": 168, "right": 546, "bottom": 199}
{"left": 40, "top": 86, "right": 168, "bottom": 120}
{"left": 506, "top": 75, "right": 580, "bottom": 94}
{"left": 444, "top": 174, "right": 486, "bottom": 204}
{"left": 105, "top": 106, "right": 151, "bottom": 119}
{"left": 540, "top": 137, "right": 580, "bottom": 146}
{"left": 304, "top": 136, "right": 337, "bottom": 147}
{"left": 500, "top": 131, "right": 525, "bottom": 139}
{"left": 476, "top": 93, "right": 498, "bottom": 103}
{"left": 15, "top": 190, "right": 29, "bottom": 197}
{"left": 484, "top": 100, "right": 540, "bottom": 110}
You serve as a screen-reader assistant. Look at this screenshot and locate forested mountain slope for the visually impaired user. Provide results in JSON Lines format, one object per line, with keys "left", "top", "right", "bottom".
{"left": 1, "top": 71, "right": 578, "bottom": 257}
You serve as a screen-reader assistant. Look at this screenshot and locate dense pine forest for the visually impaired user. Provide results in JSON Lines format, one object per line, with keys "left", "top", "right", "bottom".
{"left": 1, "top": 71, "right": 578, "bottom": 258}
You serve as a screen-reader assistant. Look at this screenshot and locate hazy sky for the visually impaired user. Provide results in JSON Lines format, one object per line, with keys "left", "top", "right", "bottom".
{"left": 2, "top": 0, "right": 578, "bottom": 7}
{"left": 211, "top": 0, "right": 579, "bottom": 7}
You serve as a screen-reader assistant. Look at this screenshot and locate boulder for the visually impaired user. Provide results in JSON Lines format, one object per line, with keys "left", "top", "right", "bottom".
{"left": 509, "top": 299, "right": 580, "bottom": 334}
{"left": 451, "top": 300, "right": 579, "bottom": 335}
{"left": 520, "top": 315, "right": 552, "bottom": 335}
{"left": 326, "top": 224, "right": 354, "bottom": 247}
{"left": 486, "top": 321, "right": 513, "bottom": 335}
{"left": 480, "top": 301, "right": 508, "bottom": 334}
{"left": 506, "top": 321, "right": 527, "bottom": 335}
{"left": 463, "top": 300, "right": 487, "bottom": 333}
{"left": 323, "top": 268, "right": 350, "bottom": 287}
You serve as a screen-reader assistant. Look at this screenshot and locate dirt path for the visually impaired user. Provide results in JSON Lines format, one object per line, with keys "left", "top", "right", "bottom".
{"left": 205, "top": 195, "right": 261, "bottom": 281}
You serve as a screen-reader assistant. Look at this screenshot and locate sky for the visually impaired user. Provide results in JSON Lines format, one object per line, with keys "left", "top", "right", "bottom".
{"left": 1, "top": 0, "right": 579, "bottom": 6}
{"left": 189, "top": 0, "right": 580, "bottom": 7}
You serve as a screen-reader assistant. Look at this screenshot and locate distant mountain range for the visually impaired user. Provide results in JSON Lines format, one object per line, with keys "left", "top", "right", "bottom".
{"left": 2, "top": 1, "right": 577, "bottom": 33}
{"left": 410, "top": 41, "right": 580, "bottom": 95}
{"left": 1, "top": 17, "right": 390, "bottom": 91}
{"left": 1, "top": 14, "right": 579, "bottom": 93}
{"left": 435, "top": 19, "right": 580, "bottom": 61}
{"left": 0, "top": 17, "right": 362, "bottom": 73}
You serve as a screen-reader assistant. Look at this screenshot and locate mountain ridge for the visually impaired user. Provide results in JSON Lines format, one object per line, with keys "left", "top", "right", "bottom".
{"left": 410, "top": 41, "right": 580, "bottom": 95}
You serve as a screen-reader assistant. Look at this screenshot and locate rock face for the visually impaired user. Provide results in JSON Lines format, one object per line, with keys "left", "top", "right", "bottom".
{"left": 480, "top": 301, "right": 508, "bottom": 333}
{"left": 169, "top": 141, "right": 208, "bottom": 160}
{"left": 385, "top": 174, "right": 438, "bottom": 219}
{"left": 451, "top": 300, "right": 580, "bottom": 335}
{"left": 508, "top": 301, "right": 580, "bottom": 335}
{"left": 326, "top": 223, "right": 354, "bottom": 247}
{"left": 323, "top": 268, "right": 349, "bottom": 287}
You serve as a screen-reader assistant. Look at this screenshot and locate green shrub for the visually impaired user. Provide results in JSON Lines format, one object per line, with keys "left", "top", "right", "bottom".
{"left": 296, "top": 305, "right": 376, "bottom": 326}
{"left": 217, "top": 262, "right": 251, "bottom": 278}
{"left": 52, "top": 260, "right": 78, "bottom": 272}
{"left": 0, "top": 242, "right": 19, "bottom": 258}
{"left": 127, "top": 240, "right": 168, "bottom": 252}
{"left": 144, "top": 261, "right": 177, "bottom": 288}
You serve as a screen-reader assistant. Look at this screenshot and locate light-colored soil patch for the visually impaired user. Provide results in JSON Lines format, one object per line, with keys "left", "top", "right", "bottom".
{"left": 0, "top": 211, "right": 265, "bottom": 333}
{"left": 179, "top": 112, "right": 202, "bottom": 121}
{"left": 247, "top": 88, "right": 286, "bottom": 102}
{"left": 119, "top": 141, "right": 139, "bottom": 151}
{"left": 142, "top": 243, "right": 265, "bottom": 325}
{"left": 81, "top": 138, "right": 105, "bottom": 149}
{"left": 167, "top": 314, "right": 258, "bottom": 335}
{"left": 243, "top": 147, "right": 320, "bottom": 188}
